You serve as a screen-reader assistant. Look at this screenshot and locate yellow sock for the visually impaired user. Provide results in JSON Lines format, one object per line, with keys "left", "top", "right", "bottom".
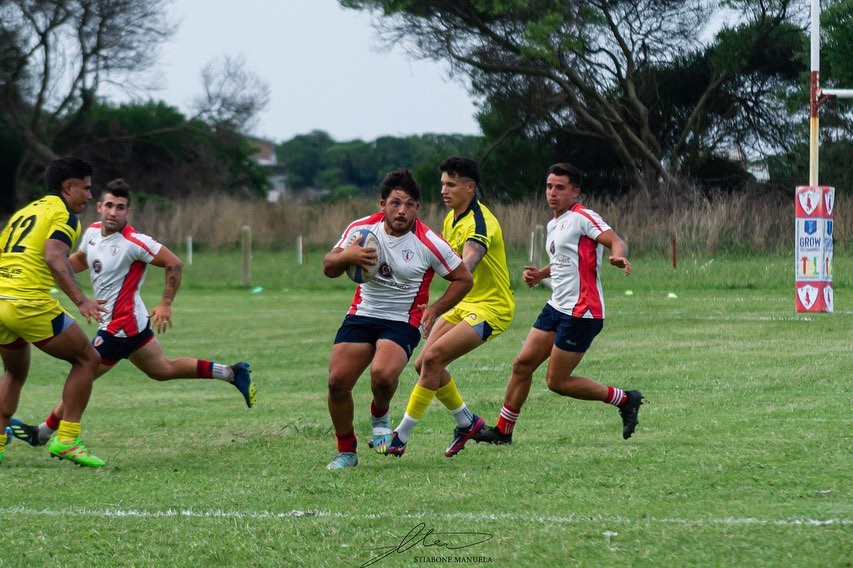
{"left": 0, "top": 430, "right": 6, "bottom": 452}
{"left": 57, "top": 420, "right": 81, "bottom": 444}
{"left": 436, "top": 377, "right": 465, "bottom": 410}
{"left": 405, "top": 384, "right": 437, "bottom": 420}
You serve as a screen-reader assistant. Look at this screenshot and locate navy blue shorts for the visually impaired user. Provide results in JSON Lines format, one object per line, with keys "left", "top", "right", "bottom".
{"left": 532, "top": 304, "right": 603, "bottom": 353}
{"left": 334, "top": 315, "right": 421, "bottom": 360}
{"left": 92, "top": 326, "right": 155, "bottom": 366}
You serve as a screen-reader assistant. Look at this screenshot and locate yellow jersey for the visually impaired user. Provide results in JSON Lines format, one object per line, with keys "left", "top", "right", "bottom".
{"left": 442, "top": 198, "right": 514, "bottom": 318}
{"left": 0, "top": 195, "right": 81, "bottom": 300}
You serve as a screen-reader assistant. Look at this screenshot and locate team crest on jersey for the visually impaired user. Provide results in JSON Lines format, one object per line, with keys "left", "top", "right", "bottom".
{"left": 550, "top": 241, "right": 556, "bottom": 254}
{"left": 467, "top": 313, "right": 477, "bottom": 321}
{"left": 402, "top": 249, "right": 414, "bottom": 262}
{"left": 93, "top": 336, "right": 104, "bottom": 347}
{"left": 560, "top": 221, "right": 568, "bottom": 230}
{"left": 111, "top": 245, "right": 121, "bottom": 256}
{"left": 378, "top": 262, "right": 393, "bottom": 279}
{"left": 93, "top": 259, "right": 103, "bottom": 274}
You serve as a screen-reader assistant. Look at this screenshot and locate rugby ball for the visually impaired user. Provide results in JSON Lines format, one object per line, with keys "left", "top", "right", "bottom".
{"left": 344, "top": 228, "right": 382, "bottom": 283}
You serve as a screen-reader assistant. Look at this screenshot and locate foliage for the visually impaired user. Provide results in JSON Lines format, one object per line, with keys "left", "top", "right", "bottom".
{"left": 0, "top": 0, "right": 270, "bottom": 211}
{"left": 275, "top": 131, "right": 480, "bottom": 198}
{"left": 341, "top": 0, "right": 812, "bottom": 193}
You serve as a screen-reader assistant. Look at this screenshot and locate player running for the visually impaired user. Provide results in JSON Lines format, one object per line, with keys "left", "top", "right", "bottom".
{"left": 386, "top": 157, "right": 515, "bottom": 458}
{"left": 0, "top": 156, "right": 107, "bottom": 467}
{"left": 9, "top": 179, "right": 255, "bottom": 449}
{"left": 323, "top": 168, "right": 472, "bottom": 469}
{"left": 475, "top": 163, "right": 643, "bottom": 445}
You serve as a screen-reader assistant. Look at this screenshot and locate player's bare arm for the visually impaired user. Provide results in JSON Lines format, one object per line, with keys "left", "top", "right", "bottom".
{"left": 419, "top": 263, "right": 473, "bottom": 339}
{"left": 461, "top": 240, "right": 486, "bottom": 274}
{"left": 44, "top": 239, "right": 106, "bottom": 324}
{"left": 596, "top": 230, "right": 632, "bottom": 275}
{"left": 523, "top": 264, "right": 551, "bottom": 287}
{"left": 69, "top": 250, "right": 88, "bottom": 273}
{"left": 322, "top": 238, "right": 378, "bottom": 278}
{"left": 149, "top": 245, "right": 184, "bottom": 333}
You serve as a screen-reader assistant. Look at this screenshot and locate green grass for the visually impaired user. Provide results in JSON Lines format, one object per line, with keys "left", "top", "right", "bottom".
{"left": 1, "top": 251, "right": 850, "bottom": 567}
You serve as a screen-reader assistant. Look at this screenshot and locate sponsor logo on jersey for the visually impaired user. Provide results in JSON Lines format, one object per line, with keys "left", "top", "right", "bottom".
{"left": 93, "top": 259, "right": 103, "bottom": 274}
{"left": 378, "top": 262, "right": 393, "bottom": 279}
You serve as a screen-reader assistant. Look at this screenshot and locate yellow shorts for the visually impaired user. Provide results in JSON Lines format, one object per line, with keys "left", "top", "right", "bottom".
{"left": 0, "top": 297, "right": 72, "bottom": 345}
{"left": 442, "top": 304, "right": 513, "bottom": 342}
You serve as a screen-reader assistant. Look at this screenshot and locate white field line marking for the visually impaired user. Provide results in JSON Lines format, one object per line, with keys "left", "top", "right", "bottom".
{"left": 1, "top": 507, "right": 849, "bottom": 527}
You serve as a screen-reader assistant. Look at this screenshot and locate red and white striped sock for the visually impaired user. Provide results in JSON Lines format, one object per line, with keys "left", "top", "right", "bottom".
{"left": 606, "top": 386, "right": 627, "bottom": 406}
{"left": 495, "top": 404, "right": 520, "bottom": 435}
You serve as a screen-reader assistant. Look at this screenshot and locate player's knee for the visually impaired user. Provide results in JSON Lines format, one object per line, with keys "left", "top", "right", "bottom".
{"left": 420, "top": 348, "right": 447, "bottom": 372}
{"left": 75, "top": 346, "right": 100, "bottom": 373}
{"left": 512, "top": 356, "right": 536, "bottom": 378}
{"left": 146, "top": 369, "right": 171, "bottom": 381}
{"left": 370, "top": 369, "right": 398, "bottom": 390}
{"left": 327, "top": 375, "right": 352, "bottom": 399}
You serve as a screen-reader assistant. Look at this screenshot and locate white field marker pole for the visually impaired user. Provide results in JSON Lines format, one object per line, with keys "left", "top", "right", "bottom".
{"left": 297, "top": 235, "right": 303, "bottom": 266}
{"left": 241, "top": 226, "right": 252, "bottom": 287}
{"left": 186, "top": 236, "right": 193, "bottom": 265}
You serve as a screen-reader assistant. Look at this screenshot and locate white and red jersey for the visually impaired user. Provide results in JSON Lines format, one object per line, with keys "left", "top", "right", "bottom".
{"left": 78, "top": 223, "right": 162, "bottom": 337}
{"left": 545, "top": 203, "right": 612, "bottom": 319}
{"left": 335, "top": 212, "right": 462, "bottom": 328}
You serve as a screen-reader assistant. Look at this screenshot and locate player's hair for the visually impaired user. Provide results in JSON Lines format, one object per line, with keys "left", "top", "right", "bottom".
{"left": 44, "top": 156, "right": 94, "bottom": 195}
{"left": 547, "top": 162, "right": 582, "bottom": 187}
{"left": 104, "top": 178, "right": 132, "bottom": 206}
{"left": 438, "top": 156, "right": 480, "bottom": 187}
{"left": 379, "top": 168, "right": 421, "bottom": 201}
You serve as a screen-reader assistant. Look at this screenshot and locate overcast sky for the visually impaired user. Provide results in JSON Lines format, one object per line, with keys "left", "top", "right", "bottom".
{"left": 130, "top": 0, "right": 481, "bottom": 143}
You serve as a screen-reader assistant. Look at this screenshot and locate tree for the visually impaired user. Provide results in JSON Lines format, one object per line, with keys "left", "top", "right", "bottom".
{"left": 341, "top": 0, "right": 806, "bottom": 191}
{"left": 0, "top": 0, "right": 174, "bottom": 187}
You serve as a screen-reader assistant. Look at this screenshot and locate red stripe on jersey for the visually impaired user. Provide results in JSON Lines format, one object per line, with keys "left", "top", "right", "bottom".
{"left": 348, "top": 284, "right": 364, "bottom": 315}
{"left": 572, "top": 236, "right": 604, "bottom": 318}
{"left": 106, "top": 260, "right": 146, "bottom": 335}
{"left": 572, "top": 203, "right": 605, "bottom": 232}
{"left": 413, "top": 219, "right": 454, "bottom": 272}
{"left": 121, "top": 224, "right": 157, "bottom": 256}
{"left": 408, "top": 268, "right": 435, "bottom": 327}
{"left": 339, "top": 212, "right": 385, "bottom": 246}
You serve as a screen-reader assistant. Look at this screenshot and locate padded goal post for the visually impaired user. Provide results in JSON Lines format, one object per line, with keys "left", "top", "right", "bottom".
{"left": 801, "top": 0, "right": 850, "bottom": 312}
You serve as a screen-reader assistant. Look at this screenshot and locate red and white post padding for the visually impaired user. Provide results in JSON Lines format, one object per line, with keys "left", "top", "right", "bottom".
{"left": 795, "top": 186, "right": 834, "bottom": 312}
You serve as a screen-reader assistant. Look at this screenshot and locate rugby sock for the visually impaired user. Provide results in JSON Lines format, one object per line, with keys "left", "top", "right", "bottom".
{"left": 335, "top": 430, "right": 357, "bottom": 453}
{"left": 45, "top": 411, "right": 60, "bottom": 431}
{"left": 0, "top": 431, "right": 6, "bottom": 453}
{"left": 370, "top": 400, "right": 389, "bottom": 419}
{"left": 196, "top": 360, "right": 234, "bottom": 381}
{"left": 38, "top": 411, "right": 60, "bottom": 444}
{"left": 495, "top": 404, "right": 520, "bottom": 435}
{"left": 395, "top": 384, "right": 436, "bottom": 443}
{"left": 436, "top": 378, "right": 473, "bottom": 429}
{"left": 606, "top": 386, "right": 627, "bottom": 407}
{"left": 370, "top": 401, "right": 391, "bottom": 435}
{"left": 56, "top": 420, "right": 81, "bottom": 444}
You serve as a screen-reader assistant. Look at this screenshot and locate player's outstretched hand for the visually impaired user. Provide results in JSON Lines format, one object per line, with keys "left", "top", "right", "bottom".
{"left": 149, "top": 304, "right": 173, "bottom": 334}
{"left": 78, "top": 298, "right": 107, "bottom": 324}
{"left": 609, "top": 256, "right": 632, "bottom": 275}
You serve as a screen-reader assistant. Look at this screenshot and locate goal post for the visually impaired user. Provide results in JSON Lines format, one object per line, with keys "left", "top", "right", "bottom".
{"left": 799, "top": 0, "right": 850, "bottom": 313}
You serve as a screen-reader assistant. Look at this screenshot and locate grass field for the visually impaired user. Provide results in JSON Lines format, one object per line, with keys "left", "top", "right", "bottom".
{"left": 0, "top": 250, "right": 850, "bottom": 567}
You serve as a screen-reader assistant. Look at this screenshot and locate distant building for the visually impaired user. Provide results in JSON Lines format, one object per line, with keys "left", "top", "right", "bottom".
{"left": 247, "top": 137, "right": 287, "bottom": 201}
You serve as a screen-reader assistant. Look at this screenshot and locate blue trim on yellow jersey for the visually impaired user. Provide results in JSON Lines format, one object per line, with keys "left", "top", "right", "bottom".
{"left": 453, "top": 197, "right": 490, "bottom": 252}
{"left": 48, "top": 230, "right": 72, "bottom": 247}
